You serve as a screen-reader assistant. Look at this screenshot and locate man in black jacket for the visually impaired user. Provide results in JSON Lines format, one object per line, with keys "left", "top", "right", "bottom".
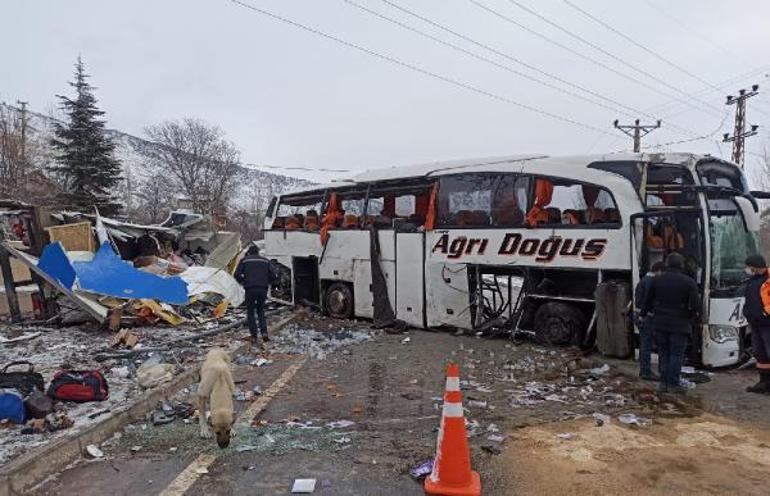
{"left": 234, "top": 246, "right": 276, "bottom": 345}
{"left": 742, "top": 254, "right": 770, "bottom": 394}
{"left": 635, "top": 261, "right": 665, "bottom": 381}
{"left": 641, "top": 253, "right": 701, "bottom": 394}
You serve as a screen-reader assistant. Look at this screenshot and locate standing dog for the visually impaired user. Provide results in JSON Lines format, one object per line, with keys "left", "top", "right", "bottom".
{"left": 197, "top": 348, "right": 236, "bottom": 448}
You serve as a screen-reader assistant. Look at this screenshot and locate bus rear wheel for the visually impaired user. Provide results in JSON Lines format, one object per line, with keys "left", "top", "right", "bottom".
{"left": 324, "top": 282, "right": 354, "bottom": 319}
{"left": 533, "top": 302, "right": 586, "bottom": 346}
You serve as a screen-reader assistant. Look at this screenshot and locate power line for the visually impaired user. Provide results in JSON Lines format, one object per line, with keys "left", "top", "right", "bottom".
{"left": 499, "top": 0, "right": 724, "bottom": 117}
{"left": 645, "top": 111, "right": 730, "bottom": 149}
{"left": 228, "top": 0, "right": 611, "bottom": 135}
{"left": 241, "top": 162, "right": 352, "bottom": 173}
{"left": 344, "top": 0, "right": 651, "bottom": 126}
{"left": 373, "top": 0, "right": 696, "bottom": 137}
{"left": 640, "top": 0, "right": 755, "bottom": 69}
{"left": 561, "top": 0, "right": 722, "bottom": 92}
{"left": 649, "top": 65, "right": 770, "bottom": 119}
{"left": 466, "top": 0, "right": 721, "bottom": 120}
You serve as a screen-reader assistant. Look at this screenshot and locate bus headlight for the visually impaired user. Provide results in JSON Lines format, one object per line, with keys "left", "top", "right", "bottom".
{"left": 708, "top": 325, "right": 739, "bottom": 343}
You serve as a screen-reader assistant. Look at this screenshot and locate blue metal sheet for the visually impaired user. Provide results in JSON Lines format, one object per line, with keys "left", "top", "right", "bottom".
{"left": 38, "top": 241, "right": 189, "bottom": 305}
{"left": 71, "top": 242, "right": 189, "bottom": 304}
{"left": 38, "top": 242, "right": 77, "bottom": 289}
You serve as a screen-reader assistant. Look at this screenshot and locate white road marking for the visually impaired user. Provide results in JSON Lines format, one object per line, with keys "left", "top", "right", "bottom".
{"left": 158, "top": 314, "right": 304, "bottom": 496}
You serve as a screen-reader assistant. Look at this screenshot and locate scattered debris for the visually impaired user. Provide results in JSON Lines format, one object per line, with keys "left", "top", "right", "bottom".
{"left": 481, "top": 444, "right": 502, "bottom": 455}
{"left": 291, "top": 478, "right": 317, "bottom": 493}
{"left": 590, "top": 364, "right": 610, "bottom": 376}
{"left": 592, "top": 413, "right": 611, "bottom": 427}
{"left": 85, "top": 444, "right": 104, "bottom": 458}
{"left": 556, "top": 432, "right": 575, "bottom": 440}
{"left": 270, "top": 325, "right": 375, "bottom": 360}
{"left": 617, "top": 413, "right": 651, "bottom": 427}
{"left": 326, "top": 420, "right": 355, "bottom": 429}
{"left": 410, "top": 458, "right": 434, "bottom": 479}
{"left": 136, "top": 362, "right": 175, "bottom": 389}
{"left": 0, "top": 332, "right": 41, "bottom": 344}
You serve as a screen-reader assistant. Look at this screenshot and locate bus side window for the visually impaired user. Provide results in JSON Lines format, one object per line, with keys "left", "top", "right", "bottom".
{"left": 526, "top": 177, "right": 621, "bottom": 228}
{"left": 365, "top": 193, "right": 423, "bottom": 229}
{"left": 273, "top": 195, "right": 323, "bottom": 231}
{"left": 437, "top": 173, "right": 527, "bottom": 228}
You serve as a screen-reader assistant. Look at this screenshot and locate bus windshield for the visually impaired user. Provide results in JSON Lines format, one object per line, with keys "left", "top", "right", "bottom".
{"left": 697, "top": 160, "right": 758, "bottom": 289}
{"left": 710, "top": 211, "right": 759, "bottom": 289}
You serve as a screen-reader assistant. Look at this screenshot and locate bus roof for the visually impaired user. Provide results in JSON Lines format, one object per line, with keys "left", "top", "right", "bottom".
{"left": 279, "top": 152, "right": 734, "bottom": 197}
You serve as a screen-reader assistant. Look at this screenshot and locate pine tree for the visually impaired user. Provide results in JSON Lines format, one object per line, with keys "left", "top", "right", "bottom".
{"left": 50, "top": 56, "right": 122, "bottom": 215}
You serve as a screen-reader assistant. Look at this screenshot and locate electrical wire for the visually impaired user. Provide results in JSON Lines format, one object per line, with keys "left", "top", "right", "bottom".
{"left": 373, "top": 0, "right": 700, "bottom": 138}
{"left": 471, "top": 0, "right": 721, "bottom": 118}
{"left": 241, "top": 162, "right": 352, "bottom": 173}
{"left": 502, "top": 0, "right": 724, "bottom": 116}
{"left": 646, "top": 65, "right": 770, "bottom": 116}
{"left": 228, "top": 0, "right": 612, "bottom": 135}
{"left": 640, "top": 0, "right": 756, "bottom": 69}
{"left": 643, "top": 111, "right": 730, "bottom": 149}
{"left": 345, "top": 0, "right": 637, "bottom": 118}
{"left": 561, "top": 0, "right": 723, "bottom": 92}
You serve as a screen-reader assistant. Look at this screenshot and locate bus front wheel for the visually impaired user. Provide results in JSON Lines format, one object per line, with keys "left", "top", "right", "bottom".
{"left": 533, "top": 302, "right": 586, "bottom": 346}
{"left": 324, "top": 282, "right": 354, "bottom": 319}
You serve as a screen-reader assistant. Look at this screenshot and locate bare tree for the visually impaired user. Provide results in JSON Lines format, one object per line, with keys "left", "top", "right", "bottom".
{"left": 142, "top": 118, "right": 241, "bottom": 215}
{"left": 133, "top": 172, "right": 177, "bottom": 224}
{"left": 0, "top": 104, "right": 36, "bottom": 200}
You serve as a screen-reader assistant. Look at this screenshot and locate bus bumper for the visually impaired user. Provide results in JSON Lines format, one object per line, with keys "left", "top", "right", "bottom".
{"left": 701, "top": 324, "right": 741, "bottom": 368}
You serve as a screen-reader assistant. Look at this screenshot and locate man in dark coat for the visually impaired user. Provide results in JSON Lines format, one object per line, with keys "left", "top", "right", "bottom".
{"left": 742, "top": 254, "right": 770, "bottom": 394}
{"left": 635, "top": 261, "right": 665, "bottom": 380}
{"left": 641, "top": 252, "right": 701, "bottom": 394}
{"left": 234, "top": 245, "right": 276, "bottom": 345}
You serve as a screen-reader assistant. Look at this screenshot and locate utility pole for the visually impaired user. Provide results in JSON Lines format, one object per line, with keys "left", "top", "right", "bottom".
{"left": 613, "top": 119, "right": 661, "bottom": 152}
{"left": 723, "top": 84, "right": 759, "bottom": 167}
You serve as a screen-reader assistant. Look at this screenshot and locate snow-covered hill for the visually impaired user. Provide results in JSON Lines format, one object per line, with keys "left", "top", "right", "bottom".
{"left": 2, "top": 102, "right": 314, "bottom": 214}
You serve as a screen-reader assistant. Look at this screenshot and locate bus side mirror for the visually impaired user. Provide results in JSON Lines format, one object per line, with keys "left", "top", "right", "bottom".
{"left": 750, "top": 190, "right": 770, "bottom": 200}
{"left": 733, "top": 197, "right": 760, "bottom": 232}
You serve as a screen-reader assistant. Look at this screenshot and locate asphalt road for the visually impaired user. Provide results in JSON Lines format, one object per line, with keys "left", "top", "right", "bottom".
{"left": 28, "top": 315, "right": 770, "bottom": 496}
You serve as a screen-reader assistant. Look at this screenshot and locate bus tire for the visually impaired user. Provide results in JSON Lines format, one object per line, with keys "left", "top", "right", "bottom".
{"left": 533, "top": 302, "right": 586, "bottom": 346}
{"left": 324, "top": 282, "right": 354, "bottom": 319}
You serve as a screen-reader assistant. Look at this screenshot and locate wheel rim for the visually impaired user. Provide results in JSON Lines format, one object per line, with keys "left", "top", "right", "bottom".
{"left": 543, "top": 317, "right": 569, "bottom": 344}
{"left": 327, "top": 288, "right": 349, "bottom": 316}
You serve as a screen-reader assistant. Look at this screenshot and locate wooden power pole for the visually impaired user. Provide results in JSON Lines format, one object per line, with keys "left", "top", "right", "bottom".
{"left": 614, "top": 119, "right": 661, "bottom": 152}
{"left": 723, "top": 85, "right": 759, "bottom": 167}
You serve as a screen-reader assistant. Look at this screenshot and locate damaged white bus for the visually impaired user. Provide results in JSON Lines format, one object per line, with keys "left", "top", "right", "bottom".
{"left": 263, "top": 153, "right": 764, "bottom": 367}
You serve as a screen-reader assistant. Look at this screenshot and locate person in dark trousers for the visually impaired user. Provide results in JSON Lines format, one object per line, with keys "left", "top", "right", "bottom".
{"left": 742, "top": 254, "right": 770, "bottom": 394}
{"left": 234, "top": 245, "right": 276, "bottom": 345}
{"left": 640, "top": 252, "right": 700, "bottom": 394}
{"left": 635, "top": 261, "right": 665, "bottom": 381}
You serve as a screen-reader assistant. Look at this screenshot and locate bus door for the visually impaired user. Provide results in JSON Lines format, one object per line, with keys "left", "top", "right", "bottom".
{"left": 631, "top": 210, "right": 704, "bottom": 291}
{"left": 395, "top": 231, "right": 425, "bottom": 328}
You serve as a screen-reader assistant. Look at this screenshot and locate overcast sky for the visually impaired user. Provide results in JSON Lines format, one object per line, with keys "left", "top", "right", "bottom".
{"left": 3, "top": 0, "right": 770, "bottom": 182}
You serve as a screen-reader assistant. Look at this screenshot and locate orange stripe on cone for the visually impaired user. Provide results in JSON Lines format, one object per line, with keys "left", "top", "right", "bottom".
{"left": 425, "top": 363, "right": 482, "bottom": 496}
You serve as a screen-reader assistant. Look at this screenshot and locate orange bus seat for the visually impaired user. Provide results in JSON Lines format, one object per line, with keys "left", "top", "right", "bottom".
{"left": 562, "top": 209, "right": 582, "bottom": 225}
{"left": 604, "top": 208, "right": 621, "bottom": 223}
{"left": 304, "top": 213, "right": 320, "bottom": 231}
{"left": 585, "top": 207, "right": 605, "bottom": 224}
{"left": 545, "top": 207, "right": 561, "bottom": 224}
{"left": 342, "top": 214, "right": 359, "bottom": 229}
{"left": 285, "top": 216, "right": 302, "bottom": 230}
{"left": 271, "top": 217, "right": 286, "bottom": 229}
